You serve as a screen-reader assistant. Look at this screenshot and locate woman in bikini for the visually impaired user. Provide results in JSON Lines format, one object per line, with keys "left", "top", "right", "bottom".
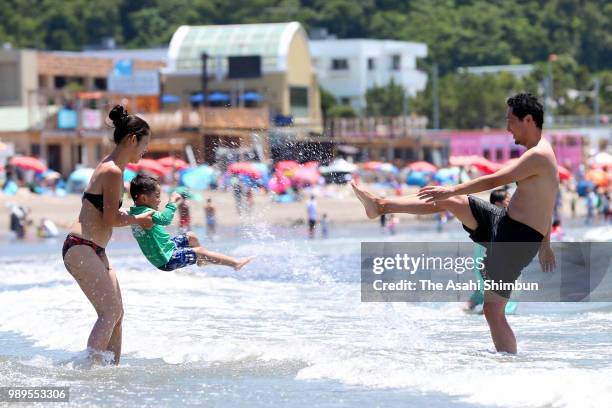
{"left": 62, "top": 105, "right": 153, "bottom": 365}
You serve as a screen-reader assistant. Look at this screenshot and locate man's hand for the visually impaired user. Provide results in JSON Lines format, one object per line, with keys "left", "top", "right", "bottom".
{"left": 538, "top": 244, "right": 556, "bottom": 272}
{"left": 417, "top": 185, "right": 455, "bottom": 203}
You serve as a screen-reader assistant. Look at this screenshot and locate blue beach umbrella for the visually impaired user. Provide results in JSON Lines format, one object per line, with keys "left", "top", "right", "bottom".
{"left": 207, "top": 92, "right": 230, "bottom": 103}
{"left": 124, "top": 168, "right": 138, "bottom": 183}
{"left": 406, "top": 170, "right": 428, "bottom": 187}
{"left": 239, "top": 91, "right": 263, "bottom": 102}
{"left": 161, "top": 94, "right": 180, "bottom": 103}
{"left": 190, "top": 93, "right": 205, "bottom": 103}
{"left": 180, "top": 165, "right": 214, "bottom": 190}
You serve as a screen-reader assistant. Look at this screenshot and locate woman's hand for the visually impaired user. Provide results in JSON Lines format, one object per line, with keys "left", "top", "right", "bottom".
{"left": 538, "top": 244, "right": 556, "bottom": 273}
{"left": 136, "top": 212, "right": 154, "bottom": 229}
{"left": 417, "top": 185, "right": 455, "bottom": 203}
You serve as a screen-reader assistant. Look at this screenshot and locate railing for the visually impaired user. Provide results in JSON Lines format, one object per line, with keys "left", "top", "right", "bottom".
{"left": 43, "top": 107, "right": 271, "bottom": 134}
{"left": 326, "top": 116, "right": 428, "bottom": 139}
{"left": 551, "top": 115, "right": 610, "bottom": 128}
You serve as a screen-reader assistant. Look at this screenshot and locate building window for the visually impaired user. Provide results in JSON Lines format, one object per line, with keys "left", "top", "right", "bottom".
{"left": 94, "top": 77, "right": 107, "bottom": 90}
{"left": 340, "top": 97, "right": 350, "bottom": 105}
{"left": 290, "top": 87, "right": 309, "bottom": 117}
{"left": 483, "top": 148, "right": 491, "bottom": 160}
{"left": 331, "top": 59, "right": 349, "bottom": 70}
{"left": 54, "top": 76, "right": 66, "bottom": 89}
{"left": 367, "top": 58, "right": 375, "bottom": 70}
{"left": 510, "top": 148, "right": 521, "bottom": 158}
{"left": 496, "top": 148, "right": 504, "bottom": 161}
{"left": 391, "top": 55, "right": 401, "bottom": 71}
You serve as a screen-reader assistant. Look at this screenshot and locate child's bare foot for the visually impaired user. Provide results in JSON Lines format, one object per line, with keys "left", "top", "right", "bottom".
{"left": 234, "top": 256, "right": 255, "bottom": 271}
{"left": 197, "top": 258, "right": 209, "bottom": 267}
{"left": 351, "top": 181, "right": 382, "bottom": 219}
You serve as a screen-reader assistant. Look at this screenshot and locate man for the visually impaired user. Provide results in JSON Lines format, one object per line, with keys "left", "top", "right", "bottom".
{"left": 353, "top": 93, "right": 557, "bottom": 353}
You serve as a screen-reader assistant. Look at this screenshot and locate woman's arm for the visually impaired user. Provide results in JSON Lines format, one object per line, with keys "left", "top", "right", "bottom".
{"left": 102, "top": 168, "right": 152, "bottom": 228}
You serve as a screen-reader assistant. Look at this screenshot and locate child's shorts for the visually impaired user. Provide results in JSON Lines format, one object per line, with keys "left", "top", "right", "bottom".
{"left": 158, "top": 234, "right": 198, "bottom": 271}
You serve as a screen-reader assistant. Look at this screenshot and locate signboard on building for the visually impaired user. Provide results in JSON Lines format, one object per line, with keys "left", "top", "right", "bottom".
{"left": 82, "top": 109, "right": 102, "bottom": 129}
{"left": 107, "top": 70, "right": 160, "bottom": 95}
{"left": 58, "top": 109, "right": 78, "bottom": 129}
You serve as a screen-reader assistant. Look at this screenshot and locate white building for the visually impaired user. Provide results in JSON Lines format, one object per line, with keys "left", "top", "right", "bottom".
{"left": 309, "top": 39, "right": 428, "bottom": 113}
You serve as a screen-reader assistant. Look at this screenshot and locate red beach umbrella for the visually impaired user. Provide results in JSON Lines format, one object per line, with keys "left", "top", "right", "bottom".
{"left": 10, "top": 156, "right": 48, "bottom": 173}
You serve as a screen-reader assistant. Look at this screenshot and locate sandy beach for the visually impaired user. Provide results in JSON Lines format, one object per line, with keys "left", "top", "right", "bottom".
{"left": 1, "top": 184, "right": 583, "bottom": 233}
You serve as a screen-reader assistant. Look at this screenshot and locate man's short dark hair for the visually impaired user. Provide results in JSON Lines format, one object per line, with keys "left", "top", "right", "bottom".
{"left": 507, "top": 93, "right": 544, "bottom": 129}
{"left": 130, "top": 174, "right": 159, "bottom": 201}
{"left": 490, "top": 188, "right": 508, "bottom": 205}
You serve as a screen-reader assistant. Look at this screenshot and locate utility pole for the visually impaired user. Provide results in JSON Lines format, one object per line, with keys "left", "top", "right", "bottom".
{"left": 593, "top": 76, "right": 601, "bottom": 127}
{"left": 432, "top": 63, "right": 439, "bottom": 130}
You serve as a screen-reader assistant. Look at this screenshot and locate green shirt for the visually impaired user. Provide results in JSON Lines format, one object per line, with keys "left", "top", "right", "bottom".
{"left": 129, "top": 202, "right": 178, "bottom": 267}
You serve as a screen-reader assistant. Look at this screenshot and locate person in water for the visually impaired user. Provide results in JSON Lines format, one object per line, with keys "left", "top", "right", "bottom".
{"left": 464, "top": 188, "right": 518, "bottom": 315}
{"left": 62, "top": 105, "right": 154, "bottom": 365}
{"left": 129, "top": 174, "right": 253, "bottom": 272}
{"left": 353, "top": 93, "right": 557, "bottom": 354}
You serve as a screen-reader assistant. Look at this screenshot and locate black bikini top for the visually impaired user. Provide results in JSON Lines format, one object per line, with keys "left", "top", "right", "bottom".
{"left": 83, "top": 192, "right": 123, "bottom": 212}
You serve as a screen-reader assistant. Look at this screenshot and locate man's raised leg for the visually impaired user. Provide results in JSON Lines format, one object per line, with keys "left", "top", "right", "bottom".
{"left": 351, "top": 182, "right": 478, "bottom": 230}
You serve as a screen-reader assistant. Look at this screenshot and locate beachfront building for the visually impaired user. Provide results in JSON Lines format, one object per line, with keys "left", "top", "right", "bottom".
{"left": 309, "top": 38, "right": 428, "bottom": 114}
{"left": 0, "top": 48, "right": 166, "bottom": 175}
{"left": 163, "top": 22, "right": 323, "bottom": 164}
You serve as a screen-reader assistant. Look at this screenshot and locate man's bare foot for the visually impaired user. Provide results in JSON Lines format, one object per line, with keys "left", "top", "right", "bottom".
{"left": 234, "top": 256, "right": 255, "bottom": 271}
{"left": 351, "top": 181, "right": 382, "bottom": 219}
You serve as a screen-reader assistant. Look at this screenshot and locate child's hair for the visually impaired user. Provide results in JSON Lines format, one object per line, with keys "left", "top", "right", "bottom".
{"left": 130, "top": 174, "right": 159, "bottom": 201}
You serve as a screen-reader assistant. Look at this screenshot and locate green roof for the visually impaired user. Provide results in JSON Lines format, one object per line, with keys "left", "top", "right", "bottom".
{"left": 168, "top": 22, "right": 305, "bottom": 73}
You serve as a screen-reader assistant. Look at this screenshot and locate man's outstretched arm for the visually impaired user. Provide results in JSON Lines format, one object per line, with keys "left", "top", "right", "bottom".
{"left": 418, "top": 152, "right": 545, "bottom": 202}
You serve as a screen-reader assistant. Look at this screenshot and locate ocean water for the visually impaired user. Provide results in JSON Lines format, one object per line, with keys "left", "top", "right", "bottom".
{"left": 1, "top": 219, "right": 612, "bottom": 407}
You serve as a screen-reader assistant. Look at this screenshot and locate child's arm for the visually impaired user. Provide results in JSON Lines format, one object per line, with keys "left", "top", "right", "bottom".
{"left": 152, "top": 193, "right": 182, "bottom": 225}
{"left": 152, "top": 203, "right": 177, "bottom": 226}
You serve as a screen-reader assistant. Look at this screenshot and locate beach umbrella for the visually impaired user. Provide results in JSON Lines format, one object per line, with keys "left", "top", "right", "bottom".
{"left": 157, "top": 156, "right": 188, "bottom": 170}
{"left": 303, "top": 161, "right": 320, "bottom": 169}
{"left": 127, "top": 159, "right": 168, "bottom": 177}
{"left": 268, "top": 173, "right": 291, "bottom": 194}
{"left": 361, "top": 161, "right": 383, "bottom": 171}
{"left": 449, "top": 155, "right": 482, "bottom": 167}
{"left": 473, "top": 159, "right": 503, "bottom": 175}
{"left": 407, "top": 161, "right": 437, "bottom": 173}
{"left": 406, "top": 170, "right": 428, "bottom": 187}
{"left": 321, "top": 158, "right": 357, "bottom": 173}
{"left": 228, "top": 162, "right": 261, "bottom": 179}
{"left": 291, "top": 166, "right": 321, "bottom": 186}
{"left": 11, "top": 156, "right": 47, "bottom": 173}
{"left": 66, "top": 168, "right": 95, "bottom": 193}
{"left": 124, "top": 168, "right": 138, "bottom": 183}
{"left": 586, "top": 169, "right": 609, "bottom": 187}
{"left": 181, "top": 165, "right": 214, "bottom": 190}
{"left": 239, "top": 91, "right": 264, "bottom": 102}
{"left": 161, "top": 94, "right": 180, "bottom": 104}
{"left": 576, "top": 179, "right": 595, "bottom": 197}
{"left": 379, "top": 163, "right": 399, "bottom": 174}
{"left": 207, "top": 92, "right": 230, "bottom": 103}
{"left": 434, "top": 167, "right": 459, "bottom": 185}
{"left": 275, "top": 160, "right": 300, "bottom": 172}
{"left": 190, "top": 93, "right": 205, "bottom": 103}
{"left": 557, "top": 165, "right": 571, "bottom": 181}
{"left": 41, "top": 169, "right": 61, "bottom": 181}
{"left": 592, "top": 151, "right": 612, "bottom": 166}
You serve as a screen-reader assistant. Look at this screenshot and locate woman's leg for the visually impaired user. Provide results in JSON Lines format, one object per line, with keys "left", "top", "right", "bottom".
{"left": 99, "top": 252, "right": 123, "bottom": 364}
{"left": 63, "top": 246, "right": 124, "bottom": 364}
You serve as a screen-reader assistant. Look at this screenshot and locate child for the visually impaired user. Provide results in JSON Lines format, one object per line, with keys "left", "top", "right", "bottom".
{"left": 129, "top": 175, "right": 253, "bottom": 271}
{"left": 205, "top": 198, "right": 217, "bottom": 238}
{"left": 177, "top": 193, "right": 191, "bottom": 233}
{"left": 320, "top": 213, "right": 329, "bottom": 238}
